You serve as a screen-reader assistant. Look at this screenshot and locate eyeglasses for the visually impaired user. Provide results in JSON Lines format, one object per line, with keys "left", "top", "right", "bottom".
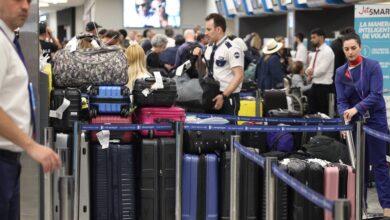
{"left": 135, "top": 3, "right": 147, "bottom": 8}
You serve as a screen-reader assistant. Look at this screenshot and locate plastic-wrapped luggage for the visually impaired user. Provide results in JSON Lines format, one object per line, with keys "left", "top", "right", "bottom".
{"left": 88, "top": 86, "right": 131, "bottom": 117}
{"left": 133, "top": 77, "right": 177, "bottom": 107}
{"left": 137, "top": 138, "right": 176, "bottom": 220}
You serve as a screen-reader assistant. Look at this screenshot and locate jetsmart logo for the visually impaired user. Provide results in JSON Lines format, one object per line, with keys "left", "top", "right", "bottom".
{"left": 358, "top": 6, "right": 390, "bottom": 16}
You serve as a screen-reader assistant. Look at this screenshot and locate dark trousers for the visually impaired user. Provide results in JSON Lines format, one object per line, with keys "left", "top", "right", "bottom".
{"left": 308, "top": 83, "right": 333, "bottom": 115}
{"left": 210, "top": 93, "right": 240, "bottom": 116}
{"left": 0, "top": 151, "right": 21, "bottom": 220}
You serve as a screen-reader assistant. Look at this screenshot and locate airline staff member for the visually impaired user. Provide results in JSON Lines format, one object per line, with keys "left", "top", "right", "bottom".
{"left": 335, "top": 33, "right": 390, "bottom": 217}
{"left": 204, "top": 13, "right": 244, "bottom": 115}
{"left": 0, "top": 0, "right": 60, "bottom": 218}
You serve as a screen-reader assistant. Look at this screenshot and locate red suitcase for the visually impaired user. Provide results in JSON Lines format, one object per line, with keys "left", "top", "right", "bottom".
{"left": 90, "top": 115, "right": 133, "bottom": 143}
{"left": 135, "top": 107, "right": 186, "bottom": 137}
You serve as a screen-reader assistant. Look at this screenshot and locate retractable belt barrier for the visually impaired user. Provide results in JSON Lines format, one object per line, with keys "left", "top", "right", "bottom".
{"left": 76, "top": 120, "right": 352, "bottom": 220}
{"left": 187, "top": 112, "right": 342, "bottom": 124}
{"left": 363, "top": 126, "right": 390, "bottom": 143}
{"left": 80, "top": 123, "right": 353, "bottom": 132}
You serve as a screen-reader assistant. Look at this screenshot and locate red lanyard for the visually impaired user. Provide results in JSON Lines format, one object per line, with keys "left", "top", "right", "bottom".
{"left": 347, "top": 61, "right": 364, "bottom": 100}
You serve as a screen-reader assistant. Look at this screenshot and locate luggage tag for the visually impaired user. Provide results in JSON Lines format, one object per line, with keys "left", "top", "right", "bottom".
{"left": 176, "top": 60, "right": 191, "bottom": 76}
{"left": 91, "top": 39, "right": 100, "bottom": 49}
{"left": 96, "top": 130, "right": 110, "bottom": 149}
{"left": 151, "top": 71, "right": 164, "bottom": 90}
{"left": 49, "top": 98, "right": 71, "bottom": 120}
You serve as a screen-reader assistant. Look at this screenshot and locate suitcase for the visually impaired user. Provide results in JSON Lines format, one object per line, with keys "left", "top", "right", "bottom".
{"left": 324, "top": 163, "right": 352, "bottom": 220}
{"left": 240, "top": 131, "right": 268, "bottom": 153}
{"left": 182, "top": 154, "right": 219, "bottom": 220}
{"left": 268, "top": 109, "right": 303, "bottom": 118}
{"left": 135, "top": 107, "right": 186, "bottom": 137}
{"left": 183, "top": 130, "right": 231, "bottom": 154}
{"left": 133, "top": 77, "right": 177, "bottom": 107}
{"left": 91, "top": 144, "right": 136, "bottom": 220}
{"left": 238, "top": 100, "right": 261, "bottom": 125}
{"left": 347, "top": 166, "right": 356, "bottom": 220}
{"left": 88, "top": 86, "right": 131, "bottom": 117}
{"left": 262, "top": 90, "right": 287, "bottom": 117}
{"left": 220, "top": 150, "right": 261, "bottom": 220}
{"left": 90, "top": 115, "right": 133, "bottom": 144}
{"left": 301, "top": 114, "right": 341, "bottom": 145}
{"left": 137, "top": 138, "right": 176, "bottom": 220}
{"left": 50, "top": 88, "right": 81, "bottom": 132}
{"left": 285, "top": 159, "right": 324, "bottom": 220}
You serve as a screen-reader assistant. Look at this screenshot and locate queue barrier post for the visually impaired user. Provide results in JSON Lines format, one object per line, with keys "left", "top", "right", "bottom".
{"left": 333, "top": 199, "right": 351, "bottom": 220}
{"left": 230, "top": 135, "right": 241, "bottom": 220}
{"left": 175, "top": 121, "right": 184, "bottom": 220}
{"left": 265, "top": 157, "right": 278, "bottom": 220}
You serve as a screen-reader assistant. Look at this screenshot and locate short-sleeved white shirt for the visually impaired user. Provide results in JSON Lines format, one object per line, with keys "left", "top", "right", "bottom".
{"left": 204, "top": 36, "right": 244, "bottom": 93}
{"left": 0, "top": 19, "right": 32, "bottom": 152}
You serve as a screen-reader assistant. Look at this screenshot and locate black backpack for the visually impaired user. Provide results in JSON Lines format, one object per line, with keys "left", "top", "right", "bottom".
{"left": 182, "top": 42, "right": 202, "bottom": 78}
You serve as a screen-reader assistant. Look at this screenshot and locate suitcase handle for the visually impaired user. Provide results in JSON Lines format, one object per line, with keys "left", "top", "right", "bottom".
{"left": 145, "top": 77, "right": 168, "bottom": 83}
{"left": 154, "top": 118, "right": 175, "bottom": 124}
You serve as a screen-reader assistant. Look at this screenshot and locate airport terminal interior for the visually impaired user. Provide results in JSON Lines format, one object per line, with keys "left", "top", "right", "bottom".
{"left": 1, "top": 0, "right": 390, "bottom": 219}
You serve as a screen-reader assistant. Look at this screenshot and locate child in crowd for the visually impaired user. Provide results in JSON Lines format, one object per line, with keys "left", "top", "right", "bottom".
{"left": 290, "top": 60, "right": 312, "bottom": 92}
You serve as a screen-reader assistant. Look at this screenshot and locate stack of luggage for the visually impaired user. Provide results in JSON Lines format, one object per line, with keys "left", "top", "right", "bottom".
{"left": 132, "top": 74, "right": 185, "bottom": 220}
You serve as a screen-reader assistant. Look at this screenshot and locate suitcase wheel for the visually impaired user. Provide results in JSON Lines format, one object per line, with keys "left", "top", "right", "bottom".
{"left": 121, "top": 87, "right": 131, "bottom": 96}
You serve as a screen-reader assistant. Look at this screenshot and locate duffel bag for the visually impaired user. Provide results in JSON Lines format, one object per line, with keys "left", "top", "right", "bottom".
{"left": 303, "top": 135, "right": 350, "bottom": 164}
{"left": 53, "top": 46, "right": 128, "bottom": 88}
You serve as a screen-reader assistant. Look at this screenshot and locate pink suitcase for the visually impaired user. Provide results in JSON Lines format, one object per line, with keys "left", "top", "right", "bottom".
{"left": 324, "top": 166, "right": 339, "bottom": 220}
{"left": 347, "top": 166, "right": 356, "bottom": 220}
{"left": 135, "top": 107, "right": 186, "bottom": 137}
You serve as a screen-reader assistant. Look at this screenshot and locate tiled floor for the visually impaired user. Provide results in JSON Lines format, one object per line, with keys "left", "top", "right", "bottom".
{"left": 19, "top": 154, "right": 385, "bottom": 220}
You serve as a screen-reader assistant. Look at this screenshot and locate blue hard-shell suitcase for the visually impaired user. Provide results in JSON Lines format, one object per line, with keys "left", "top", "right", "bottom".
{"left": 88, "top": 86, "right": 131, "bottom": 117}
{"left": 182, "top": 154, "right": 218, "bottom": 220}
{"left": 91, "top": 144, "right": 136, "bottom": 220}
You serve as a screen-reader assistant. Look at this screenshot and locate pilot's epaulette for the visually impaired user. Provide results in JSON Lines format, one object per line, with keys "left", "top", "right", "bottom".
{"left": 225, "top": 41, "right": 232, "bottom": 48}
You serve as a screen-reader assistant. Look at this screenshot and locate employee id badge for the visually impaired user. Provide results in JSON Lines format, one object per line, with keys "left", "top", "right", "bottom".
{"left": 363, "top": 111, "right": 370, "bottom": 120}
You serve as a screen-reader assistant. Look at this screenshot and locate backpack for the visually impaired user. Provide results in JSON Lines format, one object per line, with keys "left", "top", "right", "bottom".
{"left": 182, "top": 42, "right": 202, "bottom": 78}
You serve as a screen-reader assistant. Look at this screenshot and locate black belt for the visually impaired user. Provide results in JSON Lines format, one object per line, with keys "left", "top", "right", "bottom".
{"left": 0, "top": 149, "right": 21, "bottom": 161}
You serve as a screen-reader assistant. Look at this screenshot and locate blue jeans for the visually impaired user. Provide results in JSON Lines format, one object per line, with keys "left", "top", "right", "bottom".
{"left": 0, "top": 154, "right": 21, "bottom": 220}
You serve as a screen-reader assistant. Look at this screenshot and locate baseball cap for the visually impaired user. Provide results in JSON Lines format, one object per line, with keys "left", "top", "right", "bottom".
{"left": 85, "top": 21, "right": 102, "bottom": 32}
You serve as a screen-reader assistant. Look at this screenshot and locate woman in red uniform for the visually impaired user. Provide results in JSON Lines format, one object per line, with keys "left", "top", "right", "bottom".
{"left": 335, "top": 33, "right": 390, "bottom": 217}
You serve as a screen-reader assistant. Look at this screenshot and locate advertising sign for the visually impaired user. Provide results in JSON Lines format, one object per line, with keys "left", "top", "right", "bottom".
{"left": 355, "top": 4, "right": 390, "bottom": 93}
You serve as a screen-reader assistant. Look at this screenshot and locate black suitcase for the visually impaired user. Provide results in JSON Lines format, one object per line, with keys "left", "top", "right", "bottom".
{"left": 220, "top": 149, "right": 261, "bottom": 220}
{"left": 262, "top": 90, "right": 287, "bottom": 117}
{"left": 268, "top": 109, "right": 303, "bottom": 118}
{"left": 183, "top": 130, "right": 231, "bottom": 154}
{"left": 285, "top": 159, "right": 324, "bottom": 220}
{"left": 240, "top": 131, "right": 268, "bottom": 153}
{"left": 91, "top": 144, "right": 136, "bottom": 220}
{"left": 133, "top": 77, "right": 177, "bottom": 107}
{"left": 50, "top": 88, "right": 81, "bottom": 132}
{"left": 301, "top": 114, "right": 341, "bottom": 145}
{"left": 137, "top": 138, "right": 176, "bottom": 220}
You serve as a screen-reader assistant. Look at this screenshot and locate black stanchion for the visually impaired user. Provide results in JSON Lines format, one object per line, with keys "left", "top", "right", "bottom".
{"left": 175, "top": 121, "right": 184, "bottom": 220}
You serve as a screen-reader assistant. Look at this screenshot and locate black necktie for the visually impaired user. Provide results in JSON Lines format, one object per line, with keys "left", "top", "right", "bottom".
{"left": 208, "top": 44, "right": 217, "bottom": 76}
{"left": 14, "top": 32, "right": 36, "bottom": 133}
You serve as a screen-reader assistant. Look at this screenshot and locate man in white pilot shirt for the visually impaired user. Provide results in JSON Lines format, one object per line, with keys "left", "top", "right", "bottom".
{"left": 203, "top": 13, "right": 244, "bottom": 116}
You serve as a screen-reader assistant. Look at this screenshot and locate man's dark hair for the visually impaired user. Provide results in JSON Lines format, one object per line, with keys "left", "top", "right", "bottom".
{"left": 196, "top": 33, "right": 205, "bottom": 42}
{"left": 342, "top": 33, "right": 361, "bottom": 46}
{"left": 98, "top": 29, "right": 107, "bottom": 36}
{"left": 39, "top": 22, "right": 47, "bottom": 35}
{"left": 295, "top": 33, "right": 304, "bottom": 42}
{"left": 118, "top": 29, "right": 127, "bottom": 38}
{"left": 311, "top": 28, "right": 326, "bottom": 37}
{"left": 205, "top": 13, "right": 226, "bottom": 32}
{"left": 165, "top": 26, "right": 174, "bottom": 37}
{"left": 143, "top": 29, "right": 150, "bottom": 38}
{"left": 175, "top": 34, "right": 185, "bottom": 46}
{"left": 340, "top": 26, "right": 355, "bottom": 36}
{"left": 105, "top": 30, "right": 120, "bottom": 39}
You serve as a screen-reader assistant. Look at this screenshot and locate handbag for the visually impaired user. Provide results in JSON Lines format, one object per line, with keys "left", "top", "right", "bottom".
{"left": 53, "top": 45, "right": 128, "bottom": 89}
